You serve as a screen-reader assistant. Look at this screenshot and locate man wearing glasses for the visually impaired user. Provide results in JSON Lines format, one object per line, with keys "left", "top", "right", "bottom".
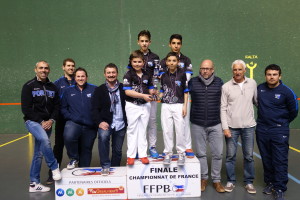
{"left": 188, "top": 59, "right": 225, "bottom": 193}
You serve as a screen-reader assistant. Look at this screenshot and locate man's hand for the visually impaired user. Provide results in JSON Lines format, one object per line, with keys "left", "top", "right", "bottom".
{"left": 99, "top": 122, "right": 109, "bottom": 130}
{"left": 42, "top": 120, "right": 53, "bottom": 130}
{"left": 223, "top": 129, "right": 231, "bottom": 138}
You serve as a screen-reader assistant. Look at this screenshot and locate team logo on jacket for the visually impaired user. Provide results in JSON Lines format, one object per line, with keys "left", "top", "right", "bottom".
{"left": 148, "top": 61, "right": 153, "bottom": 67}
{"left": 87, "top": 93, "right": 92, "bottom": 98}
{"left": 143, "top": 80, "right": 148, "bottom": 84}
{"left": 179, "top": 62, "right": 185, "bottom": 68}
{"left": 275, "top": 94, "right": 281, "bottom": 99}
{"left": 123, "top": 79, "right": 129, "bottom": 85}
{"left": 175, "top": 81, "right": 181, "bottom": 86}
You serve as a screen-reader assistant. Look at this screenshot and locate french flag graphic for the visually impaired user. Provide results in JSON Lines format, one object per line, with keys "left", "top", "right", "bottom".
{"left": 174, "top": 185, "right": 184, "bottom": 192}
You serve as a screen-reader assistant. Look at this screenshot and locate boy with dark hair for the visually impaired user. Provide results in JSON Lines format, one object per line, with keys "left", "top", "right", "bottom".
{"left": 123, "top": 50, "right": 156, "bottom": 165}
{"left": 160, "top": 34, "right": 194, "bottom": 158}
{"left": 159, "top": 52, "right": 189, "bottom": 165}
{"left": 137, "top": 30, "right": 160, "bottom": 158}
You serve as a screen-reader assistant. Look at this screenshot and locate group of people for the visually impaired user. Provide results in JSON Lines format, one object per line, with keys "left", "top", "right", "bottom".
{"left": 21, "top": 30, "right": 298, "bottom": 200}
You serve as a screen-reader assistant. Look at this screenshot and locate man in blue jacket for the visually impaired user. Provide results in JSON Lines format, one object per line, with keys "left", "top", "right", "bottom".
{"left": 256, "top": 64, "right": 298, "bottom": 200}
{"left": 47, "top": 58, "right": 75, "bottom": 184}
{"left": 189, "top": 59, "right": 225, "bottom": 193}
{"left": 91, "top": 63, "right": 127, "bottom": 176}
{"left": 61, "top": 67, "right": 97, "bottom": 169}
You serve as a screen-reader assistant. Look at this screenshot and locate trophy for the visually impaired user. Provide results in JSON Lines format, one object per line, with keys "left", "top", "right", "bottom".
{"left": 152, "top": 59, "right": 160, "bottom": 101}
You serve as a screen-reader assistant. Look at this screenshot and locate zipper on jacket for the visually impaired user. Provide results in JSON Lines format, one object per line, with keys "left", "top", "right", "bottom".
{"left": 43, "top": 85, "right": 50, "bottom": 114}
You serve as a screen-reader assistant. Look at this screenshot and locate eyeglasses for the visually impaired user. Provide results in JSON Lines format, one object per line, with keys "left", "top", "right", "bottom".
{"left": 200, "top": 68, "right": 213, "bottom": 71}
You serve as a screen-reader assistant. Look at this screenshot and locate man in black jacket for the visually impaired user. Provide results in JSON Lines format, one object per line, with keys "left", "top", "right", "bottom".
{"left": 188, "top": 59, "right": 225, "bottom": 193}
{"left": 91, "top": 63, "right": 127, "bottom": 176}
{"left": 21, "top": 60, "right": 61, "bottom": 192}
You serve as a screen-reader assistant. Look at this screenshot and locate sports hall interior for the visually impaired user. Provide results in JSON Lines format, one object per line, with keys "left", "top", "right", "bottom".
{"left": 0, "top": 1, "right": 299, "bottom": 200}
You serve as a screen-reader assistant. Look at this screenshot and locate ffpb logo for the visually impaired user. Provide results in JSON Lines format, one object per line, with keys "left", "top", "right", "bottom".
{"left": 56, "top": 188, "right": 65, "bottom": 197}
{"left": 173, "top": 185, "right": 184, "bottom": 192}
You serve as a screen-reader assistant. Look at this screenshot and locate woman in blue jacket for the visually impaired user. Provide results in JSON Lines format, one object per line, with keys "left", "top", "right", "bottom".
{"left": 61, "top": 67, "right": 97, "bottom": 169}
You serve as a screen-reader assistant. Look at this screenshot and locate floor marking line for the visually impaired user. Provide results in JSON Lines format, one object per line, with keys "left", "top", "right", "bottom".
{"left": 0, "top": 133, "right": 31, "bottom": 148}
{"left": 289, "top": 146, "right": 300, "bottom": 153}
{"left": 237, "top": 142, "right": 300, "bottom": 184}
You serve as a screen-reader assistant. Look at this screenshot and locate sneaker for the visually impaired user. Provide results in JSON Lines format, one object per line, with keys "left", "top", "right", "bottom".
{"left": 52, "top": 168, "right": 62, "bottom": 181}
{"left": 177, "top": 153, "right": 185, "bottom": 166}
{"left": 141, "top": 157, "right": 149, "bottom": 164}
{"left": 127, "top": 158, "right": 135, "bottom": 165}
{"left": 46, "top": 176, "right": 54, "bottom": 185}
{"left": 163, "top": 154, "right": 171, "bottom": 165}
{"left": 274, "top": 190, "right": 285, "bottom": 200}
{"left": 149, "top": 147, "right": 159, "bottom": 158}
{"left": 102, "top": 168, "right": 110, "bottom": 176}
{"left": 29, "top": 182, "right": 50, "bottom": 192}
{"left": 224, "top": 182, "right": 235, "bottom": 192}
{"left": 263, "top": 183, "right": 273, "bottom": 195}
{"left": 185, "top": 149, "right": 195, "bottom": 158}
{"left": 67, "top": 159, "right": 78, "bottom": 170}
{"left": 245, "top": 184, "right": 256, "bottom": 194}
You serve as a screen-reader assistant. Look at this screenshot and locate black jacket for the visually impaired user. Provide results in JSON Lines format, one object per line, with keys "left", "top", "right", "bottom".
{"left": 91, "top": 83, "right": 127, "bottom": 127}
{"left": 189, "top": 75, "right": 223, "bottom": 127}
{"left": 21, "top": 77, "right": 60, "bottom": 123}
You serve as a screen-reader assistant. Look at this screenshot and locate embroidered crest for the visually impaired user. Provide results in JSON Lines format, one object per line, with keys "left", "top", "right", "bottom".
{"left": 143, "top": 79, "right": 148, "bottom": 84}
{"left": 179, "top": 62, "right": 185, "bottom": 68}
{"left": 275, "top": 94, "right": 281, "bottom": 99}
{"left": 175, "top": 80, "right": 181, "bottom": 86}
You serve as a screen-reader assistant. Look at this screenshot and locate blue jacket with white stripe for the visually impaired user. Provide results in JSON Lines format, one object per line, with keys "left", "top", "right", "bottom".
{"left": 257, "top": 81, "right": 298, "bottom": 130}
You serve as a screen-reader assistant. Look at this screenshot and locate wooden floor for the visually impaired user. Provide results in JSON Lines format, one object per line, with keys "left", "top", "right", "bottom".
{"left": 0, "top": 130, "right": 299, "bottom": 200}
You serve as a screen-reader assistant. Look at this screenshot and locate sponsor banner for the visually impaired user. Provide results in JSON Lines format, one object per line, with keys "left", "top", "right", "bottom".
{"left": 55, "top": 167, "right": 127, "bottom": 199}
{"left": 127, "top": 155, "right": 201, "bottom": 199}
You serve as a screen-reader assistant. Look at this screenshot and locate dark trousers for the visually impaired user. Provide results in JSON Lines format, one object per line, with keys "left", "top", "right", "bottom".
{"left": 98, "top": 127, "right": 126, "bottom": 169}
{"left": 48, "top": 115, "right": 66, "bottom": 177}
{"left": 256, "top": 127, "right": 289, "bottom": 192}
{"left": 64, "top": 120, "right": 97, "bottom": 167}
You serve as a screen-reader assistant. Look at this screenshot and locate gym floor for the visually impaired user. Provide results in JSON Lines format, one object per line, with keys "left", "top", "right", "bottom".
{"left": 0, "top": 129, "right": 299, "bottom": 200}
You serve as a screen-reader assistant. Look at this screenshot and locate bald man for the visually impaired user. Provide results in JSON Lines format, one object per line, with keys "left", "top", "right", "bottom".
{"left": 188, "top": 60, "right": 225, "bottom": 193}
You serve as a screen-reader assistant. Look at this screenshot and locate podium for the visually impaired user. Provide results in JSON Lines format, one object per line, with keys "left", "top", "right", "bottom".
{"left": 55, "top": 167, "right": 127, "bottom": 199}
{"left": 127, "top": 155, "right": 201, "bottom": 199}
{"left": 55, "top": 156, "right": 201, "bottom": 199}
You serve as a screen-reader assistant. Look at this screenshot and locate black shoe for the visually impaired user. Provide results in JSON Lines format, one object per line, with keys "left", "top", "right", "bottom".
{"left": 46, "top": 176, "right": 54, "bottom": 185}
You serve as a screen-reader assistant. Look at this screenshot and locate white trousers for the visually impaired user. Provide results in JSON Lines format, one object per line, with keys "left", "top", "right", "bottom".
{"left": 161, "top": 103, "right": 186, "bottom": 154}
{"left": 148, "top": 101, "right": 157, "bottom": 147}
{"left": 126, "top": 101, "right": 151, "bottom": 158}
{"left": 185, "top": 95, "right": 192, "bottom": 149}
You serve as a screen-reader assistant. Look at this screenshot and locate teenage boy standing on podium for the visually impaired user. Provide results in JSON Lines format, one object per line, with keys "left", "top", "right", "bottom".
{"left": 137, "top": 30, "right": 160, "bottom": 158}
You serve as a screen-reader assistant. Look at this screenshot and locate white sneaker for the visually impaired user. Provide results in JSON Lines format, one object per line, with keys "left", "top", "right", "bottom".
{"left": 177, "top": 153, "right": 185, "bottom": 166}
{"left": 163, "top": 154, "right": 171, "bottom": 165}
{"left": 52, "top": 168, "right": 62, "bottom": 181}
{"left": 29, "top": 182, "right": 50, "bottom": 192}
{"left": 224, "top": 182, "right": 235, "bottom": 192}
{"left": 67, "top": 159, "right": 78, "bottom": 170}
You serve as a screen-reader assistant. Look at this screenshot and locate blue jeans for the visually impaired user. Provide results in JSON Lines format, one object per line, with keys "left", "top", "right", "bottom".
{"left": 25, "top": 120, "right": 58, "bottom": 183}
{"left": 64, "top": 120, "right": 97, "bottom": 167}
{"left": 225, "top": 127, "right": 255, "bottom": 184}
{"left": 98, "top": 127, "right": 126, "bottom": 169}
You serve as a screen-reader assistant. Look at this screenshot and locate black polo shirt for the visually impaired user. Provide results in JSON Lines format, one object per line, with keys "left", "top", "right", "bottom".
{"left": 160, "top": 52, "right": 193, "bottom": 75}
{"left": 126, "top": 49, "right": 159, "bottom": 78}
{"left": 123, "top": 68, "right": 154, "bottom": 105}
{"left": 160, "top": 68, "right": 189, "bottom": 104}
{"left": 142, "top": 49, "right": 160, "bottom": 77}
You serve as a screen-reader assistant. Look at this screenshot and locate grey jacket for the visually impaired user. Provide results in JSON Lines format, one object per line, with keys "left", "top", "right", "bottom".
{"left": 220, "top": 77, "right": 257, "bottom": 130}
